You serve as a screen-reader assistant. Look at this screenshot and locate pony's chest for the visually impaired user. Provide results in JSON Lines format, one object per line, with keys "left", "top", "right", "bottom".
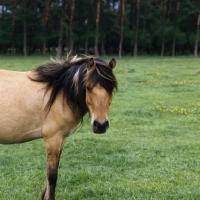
{"left": 42, "top": 98, "right": 82, "bottom": 138}
{"left": 42, "top": 115, "right": 81, "bottom": 138}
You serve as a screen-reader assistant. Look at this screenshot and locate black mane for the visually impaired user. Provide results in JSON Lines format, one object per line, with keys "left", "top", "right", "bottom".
{"left": 31, "top": 56, "right": 118, "bottom": 117}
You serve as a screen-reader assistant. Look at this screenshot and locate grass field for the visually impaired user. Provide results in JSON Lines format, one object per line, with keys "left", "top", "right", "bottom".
{"left": 0, "top": 56, "right": 200, "bottom": 200}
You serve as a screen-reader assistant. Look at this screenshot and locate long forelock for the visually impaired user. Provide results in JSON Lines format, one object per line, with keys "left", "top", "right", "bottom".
{"left": 86, "top": 63, "right": 118, "bottom": 93}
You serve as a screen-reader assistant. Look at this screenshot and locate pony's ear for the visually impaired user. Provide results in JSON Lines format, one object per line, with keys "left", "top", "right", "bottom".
{"left": 108, "top": 58, "right": 116, "bottom": 70}
{"left": 87, "top": 58, "right": 95, "bottom": 70}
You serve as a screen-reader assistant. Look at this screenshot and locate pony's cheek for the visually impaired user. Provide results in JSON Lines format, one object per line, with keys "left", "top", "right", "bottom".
{"left": 86, "top": 104, "right": 96, "bottom": 124}
{"left": 86, "top": 99, "right": 93, "bottom": 113}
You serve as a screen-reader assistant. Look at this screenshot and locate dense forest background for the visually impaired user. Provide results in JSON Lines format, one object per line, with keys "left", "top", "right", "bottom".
{"left": 0, "top": 0, "right": 200, "bottom": 57}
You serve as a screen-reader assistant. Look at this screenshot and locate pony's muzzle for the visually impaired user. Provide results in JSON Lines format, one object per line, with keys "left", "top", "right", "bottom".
{"left": 92, "top": 120, "right": 109, "bottom": 134}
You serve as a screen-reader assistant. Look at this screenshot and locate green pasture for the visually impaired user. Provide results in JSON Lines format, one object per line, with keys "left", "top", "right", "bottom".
{"left": 0, "top": 56, "right": 200, "bottom": 200}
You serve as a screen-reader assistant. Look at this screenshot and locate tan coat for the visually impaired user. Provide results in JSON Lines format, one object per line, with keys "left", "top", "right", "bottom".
{"left": 0, "top": 70, "right": 81, "bottom": 144}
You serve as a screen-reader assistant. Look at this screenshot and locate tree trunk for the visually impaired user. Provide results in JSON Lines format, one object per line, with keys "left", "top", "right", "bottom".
{"left": 168, "top": 0, "right": 172, "bottom": 18}
{"left": 69, "top": 0, "right": 75, "bottom": 55}
{"left": 31, "top": 0, "right": 37, "bottom": 10}
{"left": 85, "top": 1, "right": 93, "bottom": 55}
{"left": 1, "top": 0, "right": 5, "bottom": 53}
{"left": 172, "top": 0, "right": 180, "bottom": 57}
{"left": 161, "top": 0, "right": 167, "bottom": 57}
{"left": 118, "top": 0, "right": 125, "bottom": 58}
{"left": 56, "top": 22, "right": 64, "bottom": 59}
{"left": 43, "top": 30, "right": 47, "bottom": 56}
{"left": 23, "top": 0, "right": 27, "bottom": 57}
{"left": 23, "top": 22, "right": 27, "bottom": 57}
{"left": 11, "top": 0, "right": 17, "bottom": 55}
{"left": 143, "top": 0, "right": 147, "bottom": 32}
{"left": 85, "top": 19, "right": 89, "bottom": 55}
{"left": 94, "top": 0, "right": 100, "bottom": 56}
{"left": 133, "top": 0, "right": 140, "bottom": 57}
{"left": 62, "top": 0, "right": 68, "bottom": 54}
{"left": 2, "top": 0, "right": 5, "bottom": 20}
{"left": 129, "top": 0, "right": 134, "bottom": 30}
{"left": 43, "top": 0, "right": 51, "bottom": 56}
{"left": 194, "top": 10, "right": 200, "bottom": 57}
{"left": 101, "top": 38, "right": 106, "bottom": 56}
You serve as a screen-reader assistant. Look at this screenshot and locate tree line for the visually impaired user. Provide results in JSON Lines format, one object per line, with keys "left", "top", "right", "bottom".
{"left": 0, "top": 0, "right": 200, "bottom": 57}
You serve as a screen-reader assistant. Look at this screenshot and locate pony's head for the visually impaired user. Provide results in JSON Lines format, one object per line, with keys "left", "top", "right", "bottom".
{"left": 84, "top": 58, "right": 117, "bottom": 134}
{"left": 31, "top": 55, "right": 117, "bottom": 134}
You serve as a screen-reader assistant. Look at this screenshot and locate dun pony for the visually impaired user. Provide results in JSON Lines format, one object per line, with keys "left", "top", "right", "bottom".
{"left": 0, "top": 56, "right": 117, "bottom": 200}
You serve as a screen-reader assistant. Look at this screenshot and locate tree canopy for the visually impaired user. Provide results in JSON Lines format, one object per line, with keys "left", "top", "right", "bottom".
{"left": 0, "top": 0, "right": 200, "bottom": 57}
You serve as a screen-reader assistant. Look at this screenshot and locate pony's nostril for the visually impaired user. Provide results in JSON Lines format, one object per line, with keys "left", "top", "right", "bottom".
{"left": 93, "top": 120, "right": 98, "bottom": 127}
{"left": 93, "top": 120, "right": 99, "bottom": 132}
{"left": 93, "top": 120, "right": 109, "bottom": 134}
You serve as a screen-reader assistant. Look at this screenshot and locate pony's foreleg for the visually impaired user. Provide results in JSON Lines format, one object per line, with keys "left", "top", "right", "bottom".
{"left": 41, "top": 136, "right": 65, "bottom": 200}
